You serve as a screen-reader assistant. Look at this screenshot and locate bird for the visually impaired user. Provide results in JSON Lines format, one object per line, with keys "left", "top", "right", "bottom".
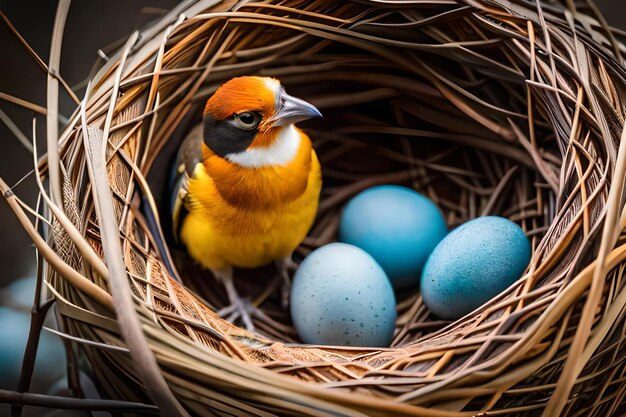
{"left": 170, "top": 76, "right": 322, "bottom": 331}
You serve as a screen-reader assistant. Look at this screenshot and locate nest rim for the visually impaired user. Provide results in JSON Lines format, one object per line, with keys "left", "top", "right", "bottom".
{"left": 4, "top": 1, "right": 626, "bottom": 416}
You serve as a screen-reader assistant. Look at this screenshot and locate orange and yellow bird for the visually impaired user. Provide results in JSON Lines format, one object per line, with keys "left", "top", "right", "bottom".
{"left": 171, "top": 76, "right": 322, "bottom": 330}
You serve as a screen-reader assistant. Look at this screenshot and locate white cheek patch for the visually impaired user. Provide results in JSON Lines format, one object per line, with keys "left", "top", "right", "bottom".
{"left": 264, "top": 78, "right": 281, "bottom": 96}
{"left": 264, "top": 78, "right": 283, "bottom": 113}
{"left": 225, "top": 124, "right": 301, "bottom": 168}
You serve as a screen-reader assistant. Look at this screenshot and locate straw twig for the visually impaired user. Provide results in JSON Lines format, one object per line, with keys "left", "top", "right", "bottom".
{"left": 0, "top": 390, "right": 159, "bottom": 414}
{"left": 45, "top": 0, "right": 70, "bottom": 207}
{"left": 3, "top": 0, "right": 626, "bottom": 416}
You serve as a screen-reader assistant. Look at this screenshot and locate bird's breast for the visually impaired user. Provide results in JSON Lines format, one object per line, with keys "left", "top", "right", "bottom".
{"left": 180, "top": 131, "right": 321, "bottom": 269}
{"left": 198, "top": 127, "right": 313, "bottom": 210}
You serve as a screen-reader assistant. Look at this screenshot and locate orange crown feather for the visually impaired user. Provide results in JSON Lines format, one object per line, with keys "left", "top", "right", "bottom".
{"left": 203, "top": 76, "right": 280, "bottom": 121}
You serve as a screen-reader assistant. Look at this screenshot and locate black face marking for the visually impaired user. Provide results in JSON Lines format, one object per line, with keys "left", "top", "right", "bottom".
{"left": 203, "top": 113, "right": 260, "bottom": 158}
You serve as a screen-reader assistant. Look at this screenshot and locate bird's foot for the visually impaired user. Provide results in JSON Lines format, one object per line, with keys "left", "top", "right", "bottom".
{"left": 217, "top": 298, "right": 259, "bottom": 332}
{"left": 280, "top": 256, "right": 299, "bottom": 272}
{"left": 212, "top": 267, "right": 259, "bottom": 332}
{"left": 276, "top": 257, "right": 299, "bottom": 309}
{"left": 280, "top": 278, "right": 291, "bottom": 310}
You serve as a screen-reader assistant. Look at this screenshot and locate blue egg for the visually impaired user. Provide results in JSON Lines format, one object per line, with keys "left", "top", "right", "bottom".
{"left": 5, "top": 276, "right": 36, "bottom": 308}
{"left": 0, "top": 306, "right": 66, "bottom": 390}
{"left": 291, "top": 243, "right": 396, "bottom": 347}
{"left": 339, "top": 185, "right": 447, "bottom": 290}
{"left": 421, "top": 216, "right": 531, "bottom": 320}
{"left": 0, "top": 307, "right": 31, "bottom": 389}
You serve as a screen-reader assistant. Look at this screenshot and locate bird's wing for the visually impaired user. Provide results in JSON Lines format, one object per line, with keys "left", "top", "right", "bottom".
{"left": 171, "top": 123, "right": 203, "bottom": 242}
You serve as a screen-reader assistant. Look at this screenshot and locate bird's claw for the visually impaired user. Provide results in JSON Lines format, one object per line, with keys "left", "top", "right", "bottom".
{"left": 217, "top": 298, "right": 257, "bottom": 332}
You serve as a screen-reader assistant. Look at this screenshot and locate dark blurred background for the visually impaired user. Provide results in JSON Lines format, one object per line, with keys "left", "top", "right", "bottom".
{"left": 0, "top": 0, "right": 624, "bottom": 415}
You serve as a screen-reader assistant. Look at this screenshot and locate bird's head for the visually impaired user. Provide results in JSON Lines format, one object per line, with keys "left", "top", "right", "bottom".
{"left": 201, "top": 76, "right": 321, "bottom": 165}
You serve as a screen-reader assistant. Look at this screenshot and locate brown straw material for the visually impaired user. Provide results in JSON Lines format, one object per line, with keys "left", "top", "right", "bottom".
{"left": 3, "top": 0, "right": 626, "bottom": 416}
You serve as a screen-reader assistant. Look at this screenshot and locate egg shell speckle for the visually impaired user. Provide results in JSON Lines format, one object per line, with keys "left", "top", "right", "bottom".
{"left": 421, "top": 216, "right": 531, "bottom": 320}
{"left": 291, "top": 243, "right": 397, "bottom": 347}
{"left": 339, "top": 185, "right": 447, "bottom": 289}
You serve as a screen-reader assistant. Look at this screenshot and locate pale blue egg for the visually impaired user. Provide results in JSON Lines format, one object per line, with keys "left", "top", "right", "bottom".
{"left": 5, "top": 276, "right": 36, "bottom": 308}
{"left": 421, "top": 216, "right": 531, "bottom": 320}
{"left": 0, "top": 306, "right": 66, "bottom": 390}
{"left": 0, "top": 307, "right": 31, "bottom": 388}
{"left": 291, "top": 243, "right": 396, "bottom": 347}
{"left": 339, "top": 185, "right": 447, "bottom": 290}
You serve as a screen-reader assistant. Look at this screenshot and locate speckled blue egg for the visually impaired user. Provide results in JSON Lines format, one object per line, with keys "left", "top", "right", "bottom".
{"left": 290, "top": 243, "right": 396, "bottom": 347}
{"left": 421, "top": 216, "right": 531, "bottom": 320}
{"left": 339, "top": 185, "right": 447, "bottom": 290}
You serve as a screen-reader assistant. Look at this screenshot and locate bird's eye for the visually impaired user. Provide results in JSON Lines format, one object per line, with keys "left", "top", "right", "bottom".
{"left": 234, "top": 112, "right": 261, "bottom": 130}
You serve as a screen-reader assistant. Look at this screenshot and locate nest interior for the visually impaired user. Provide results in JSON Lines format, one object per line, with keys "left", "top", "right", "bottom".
{"left": 5, "top": 1, "right": 626, "bottom": 416}
{"left": 152, "top": 6, "right": 561, "bottom": 345}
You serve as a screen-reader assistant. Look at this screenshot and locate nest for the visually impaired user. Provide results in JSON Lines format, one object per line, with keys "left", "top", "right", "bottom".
{"left": 4, "top": 0, "right": 626, "bottom": 416}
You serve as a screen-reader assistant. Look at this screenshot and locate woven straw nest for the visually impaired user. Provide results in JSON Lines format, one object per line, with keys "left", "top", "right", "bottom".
{"left": 4, "top": 0, "right": 626, "bottom": 416}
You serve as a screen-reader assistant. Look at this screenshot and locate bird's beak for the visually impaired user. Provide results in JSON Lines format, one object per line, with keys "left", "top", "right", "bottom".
{"left": 271, "top": 92, "right": 322, "bottom": 127}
